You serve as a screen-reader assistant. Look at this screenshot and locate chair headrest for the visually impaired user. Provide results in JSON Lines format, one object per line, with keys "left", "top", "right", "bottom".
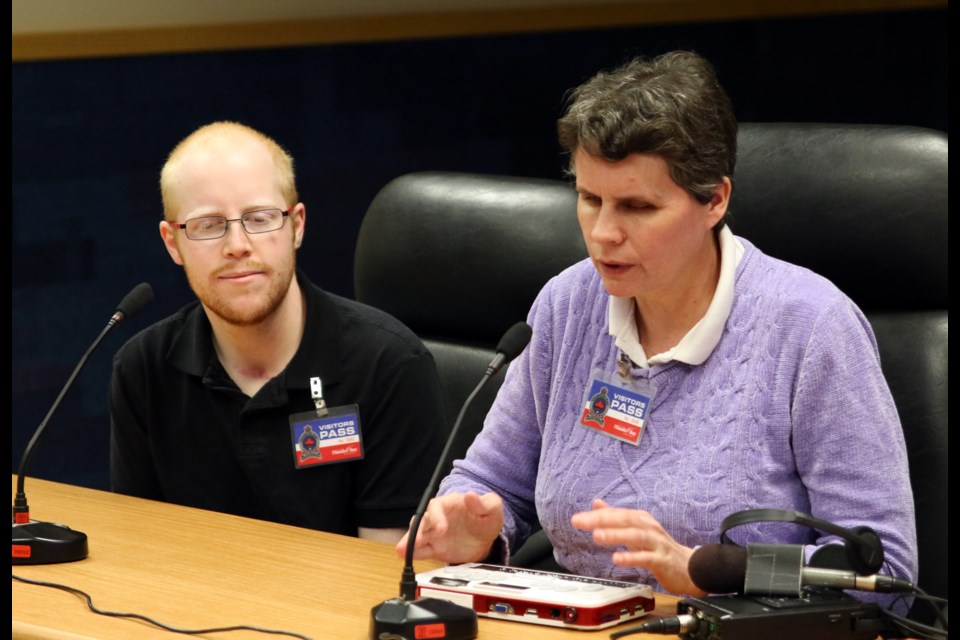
{"left": 354, "top": 171, "right": 586, "bottom": 343}
{"left": 731, "top": 123, "right": 947, "bottom": 310}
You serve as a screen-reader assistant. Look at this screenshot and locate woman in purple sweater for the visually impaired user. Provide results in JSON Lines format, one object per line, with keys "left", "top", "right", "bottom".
{"left": 396, "top": 51, "right": 917, "bottom": 605}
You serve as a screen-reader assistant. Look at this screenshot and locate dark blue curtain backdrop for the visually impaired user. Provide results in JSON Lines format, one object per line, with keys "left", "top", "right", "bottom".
{"left": 12, "top": 9, "right": 947, "bottom": 491}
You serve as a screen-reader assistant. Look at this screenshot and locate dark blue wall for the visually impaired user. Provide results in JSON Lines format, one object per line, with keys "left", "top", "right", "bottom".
{"left": 12, "top": 8, "right": 948, "bottom": 491}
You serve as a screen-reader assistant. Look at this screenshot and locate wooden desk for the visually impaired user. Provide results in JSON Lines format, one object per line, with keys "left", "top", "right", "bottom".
{"left": 12, "top": 477, "right": 679, "bottom": 639}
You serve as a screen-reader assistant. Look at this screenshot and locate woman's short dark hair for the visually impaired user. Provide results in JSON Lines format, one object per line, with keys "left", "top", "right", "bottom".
{"left": 557, "top": 51, "right": 737, "bottom": 210}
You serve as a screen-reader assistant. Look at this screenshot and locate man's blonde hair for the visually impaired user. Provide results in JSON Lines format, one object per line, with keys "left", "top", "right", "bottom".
{"left": 160, "top": 121, "right": 297, "bottom": 219}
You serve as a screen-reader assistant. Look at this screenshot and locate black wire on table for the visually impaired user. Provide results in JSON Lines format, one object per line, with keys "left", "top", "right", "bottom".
{"left": 13, "top": 573, "right": 314, "bottom": 639}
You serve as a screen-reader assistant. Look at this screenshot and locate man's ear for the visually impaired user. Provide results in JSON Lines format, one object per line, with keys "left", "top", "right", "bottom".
{"left": 159, "top": 220, "right": 184, "bottom": 266}
{"left": 292, "top": 203, "right": 305, "bottom": 248}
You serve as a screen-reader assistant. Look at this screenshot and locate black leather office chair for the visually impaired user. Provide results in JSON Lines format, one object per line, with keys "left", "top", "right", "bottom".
{"left": 355, "top": 172, "right": 585, "bottom": 479}
{"left": 353, "top": 124, "right": 947, "bottom": 621}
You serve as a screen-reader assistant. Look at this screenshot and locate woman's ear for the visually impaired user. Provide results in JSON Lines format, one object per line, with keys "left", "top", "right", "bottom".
{"left": 706, "top": 176, "right": 732, "bottom": 229}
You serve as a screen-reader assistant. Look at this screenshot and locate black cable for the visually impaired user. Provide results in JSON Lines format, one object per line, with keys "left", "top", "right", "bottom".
{"left": 880, "top": 560, "right": 910, "bottom": 617}
{"left": 883, "top": 585, "right": 949, "bottom": 639}
{"left": 881, "top": 609, "right": 947, "bottom": 640}
{"left": 876, "top": 559, "right": 948, "bottom": 635}
{"left": 13, "top": 574, "right": 314, "bottom": 639}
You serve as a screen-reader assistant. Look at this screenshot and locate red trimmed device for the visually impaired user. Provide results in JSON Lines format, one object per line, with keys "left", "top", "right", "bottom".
{"left": 416, "top": 563, "right": 655, "bottom": 630}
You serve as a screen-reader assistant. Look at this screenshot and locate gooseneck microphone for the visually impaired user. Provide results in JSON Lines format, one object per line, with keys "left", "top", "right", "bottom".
{"left": 370, "top": 321, "right": 533, "bottom": 640}
{"left": 688, "top": 543, "right": 914, "bottom": 597}
{"left": 483, "top": 323, "right": 532, "bottom": 377}
{"left": 12, "top": 283, "right": 154, "bottom": 565}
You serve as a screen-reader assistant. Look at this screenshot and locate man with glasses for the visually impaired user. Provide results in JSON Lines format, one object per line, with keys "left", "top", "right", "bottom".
{"left": 109, "top": 121, "right": 445, "bottom": 543}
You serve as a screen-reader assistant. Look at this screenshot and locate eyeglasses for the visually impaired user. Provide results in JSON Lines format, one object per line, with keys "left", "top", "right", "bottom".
{"left": 173, "top": 208, "right": 291, "bottom": 241}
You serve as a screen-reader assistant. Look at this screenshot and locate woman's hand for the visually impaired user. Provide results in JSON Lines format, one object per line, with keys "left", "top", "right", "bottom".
{"left": 571, "top": 498, "right": 707, "bottom": 596}
{"left": 395, "top": 491, "right": 504, "bottom": 564}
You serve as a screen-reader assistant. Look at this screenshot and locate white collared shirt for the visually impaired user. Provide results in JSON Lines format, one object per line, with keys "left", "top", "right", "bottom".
{"left": 608, "top": 225, "right": 744, "bottom": 369}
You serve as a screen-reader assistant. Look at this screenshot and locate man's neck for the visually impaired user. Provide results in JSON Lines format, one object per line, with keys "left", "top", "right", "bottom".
{"left": 209, "top": 280, "right": 306, "bottom": 397}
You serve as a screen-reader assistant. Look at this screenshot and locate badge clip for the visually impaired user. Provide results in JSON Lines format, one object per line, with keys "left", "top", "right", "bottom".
{"left": 310, "top": 376, "right": 328, "bottom": 417}
{"left": 617, "top": 351, "right": 634, "bottom": 381}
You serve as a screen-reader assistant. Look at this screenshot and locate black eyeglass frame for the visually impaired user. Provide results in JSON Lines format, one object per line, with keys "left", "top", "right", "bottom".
{"left": 171, "top": 207, "right": 292, "bottom": 240}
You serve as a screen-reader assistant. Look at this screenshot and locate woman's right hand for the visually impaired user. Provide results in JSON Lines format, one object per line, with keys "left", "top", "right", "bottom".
{"left": 395, "top": 491, "right": 504, "bottom": 564}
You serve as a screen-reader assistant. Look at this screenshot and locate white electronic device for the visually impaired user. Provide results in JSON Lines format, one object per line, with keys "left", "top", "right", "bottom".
{"left": 415, "top": 563, "right": 655, "bottom": 630}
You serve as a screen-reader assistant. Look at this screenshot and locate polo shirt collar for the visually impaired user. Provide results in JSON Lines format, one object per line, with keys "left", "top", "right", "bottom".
{"left": 167, "top": 303, "right": 215, "bottom": 378}
{"left": 285, "top": 271, "right": 344, "bottom": 390}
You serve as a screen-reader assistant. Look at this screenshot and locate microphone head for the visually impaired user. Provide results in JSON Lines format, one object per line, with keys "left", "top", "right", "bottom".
{"left": 495, "top": 321, "right": 533, "bottom": 363}
{"left": 688, "top": 543, "right": 748, "bottom": 594}
{"left": 115, "top": 282, "right": 154, "bottom": 322}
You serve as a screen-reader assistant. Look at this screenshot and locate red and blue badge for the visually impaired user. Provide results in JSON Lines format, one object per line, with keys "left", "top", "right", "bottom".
{"left": 579, "top": 374, "right": 654, "bottom": 446}
{"left": 289, "top": 404, "right": 364, "bottom": 469}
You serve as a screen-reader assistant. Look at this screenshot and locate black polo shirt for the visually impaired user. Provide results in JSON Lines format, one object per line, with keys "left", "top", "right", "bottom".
{"left": 109, "top": 271, "right": 445, "bottom": 535}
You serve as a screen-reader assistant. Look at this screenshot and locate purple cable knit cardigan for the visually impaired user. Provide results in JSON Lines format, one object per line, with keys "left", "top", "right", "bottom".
{"left": 439, "top": 237, "right": 917, "bottom": 604}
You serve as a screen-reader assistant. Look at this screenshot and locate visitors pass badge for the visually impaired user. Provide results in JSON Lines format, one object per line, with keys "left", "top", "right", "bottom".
{"left": 289, "top": 404, "right": 364, "bottom": 469}
{"left": 578, "top": 372, "right": 655, "bottom": 446}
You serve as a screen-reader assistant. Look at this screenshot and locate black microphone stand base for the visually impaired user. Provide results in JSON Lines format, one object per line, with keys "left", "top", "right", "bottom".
{"left": 370, "top": 597, "right": 478, "bottom": 640}
{"left": 12, "top": 521, "right": 88, "bottom": 565}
